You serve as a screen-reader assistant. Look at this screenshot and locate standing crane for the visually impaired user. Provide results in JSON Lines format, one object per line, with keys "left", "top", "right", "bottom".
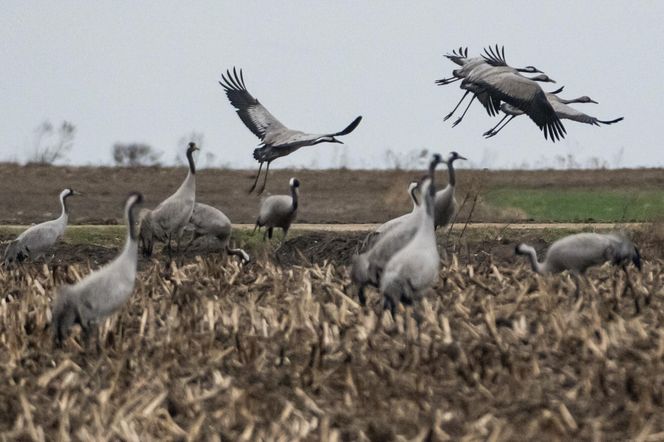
{"left": 52, "top": 192, "right": 143, "bottom": 348}
{"left": 4, "top": 188, "right": 79, "bottom": 265}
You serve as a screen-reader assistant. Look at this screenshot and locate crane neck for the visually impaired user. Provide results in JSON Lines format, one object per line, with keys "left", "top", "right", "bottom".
{"left": 418, "top": 184, "right": 436, "bottom": 234}
{"left": 125, "top": 199, "right": 138, "bottom": 242}
{"left": 291, "top": 187, "right": 299, "bottom": 211}
{"left": 186, "top": 148, "right": 197, "bottom": 175}
{"left": 409, "top": 186, "right": 419, "bottom": 209}
{"left": 561, "top": 97, "right": 587, "bottom": 105}
{"left": 59, "top": 193, "right": 71, "bottom": 220}
{"left": 521, "top": 245, "right": 544, "bottom": 274}
{"left": 447, "top": 160, "right": 456, "bottom": 187}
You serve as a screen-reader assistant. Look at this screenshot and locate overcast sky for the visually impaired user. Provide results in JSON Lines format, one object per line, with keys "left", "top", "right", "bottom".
{"left": 1, "top": 1, "right": 661, "bottom": 169}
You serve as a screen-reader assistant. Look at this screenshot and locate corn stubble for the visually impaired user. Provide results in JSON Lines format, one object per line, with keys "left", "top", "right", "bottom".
{"left": 1, "top": 254, "right": 664, "bottom": 440}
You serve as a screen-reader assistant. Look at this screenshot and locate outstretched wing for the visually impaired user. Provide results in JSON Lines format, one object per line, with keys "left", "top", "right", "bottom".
{"left": 478, "top": 72, "right": 567, "bottom": 141}
{"left": 549, "top": 100, "right": 624, "bottom": 126}
{"left": 482, "top": 44, "right": 508, "bottom": 67}
{"left": 219, "top": 68, "right": 287, "bottom": 141}
{"left": 444, "top": 46, "right": 470, "bottom": 66}
{"left": 331, "top": 116, "right": 363, "bottom": 136}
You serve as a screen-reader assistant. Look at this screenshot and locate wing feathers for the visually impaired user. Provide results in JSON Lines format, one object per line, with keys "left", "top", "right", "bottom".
{"left": 332, "top": 116, "right": 363, "bottom": 136}
{"left": 478, "top": 72, "right": 566, "bottom": 141}
{"left": 219, "top": 68, "right": 286, "bottom": 140}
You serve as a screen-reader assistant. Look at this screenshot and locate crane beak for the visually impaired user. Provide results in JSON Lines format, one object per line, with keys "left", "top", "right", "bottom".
{"left": 458, "top": 155, "right": 468, "bottom": 161}
{"left": 72, "top": 190, "right": 83, "bottom": 196}
{"left": 332, "top": 138, "right": 343, "bottom": 144}
{"left": 590, "top": 99, "right": 599, "bottom": 104}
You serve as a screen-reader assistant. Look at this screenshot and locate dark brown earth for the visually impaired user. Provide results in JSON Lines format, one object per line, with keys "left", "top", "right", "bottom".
{"left": 0, "top": 163, "right": 662, "bottom": 225}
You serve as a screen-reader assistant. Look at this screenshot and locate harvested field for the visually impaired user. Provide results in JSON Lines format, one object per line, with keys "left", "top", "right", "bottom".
{"left": 2, "top": 225, "right": 664, "bottom": 440}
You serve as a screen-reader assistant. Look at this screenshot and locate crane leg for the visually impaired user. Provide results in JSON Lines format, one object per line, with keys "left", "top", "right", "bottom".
{"left": 357, "top": 285, "right": 366, "bottom": 306}
{"left": 248, "top": 162, "right": 264, "bottom": 194}
{"left": 485, "top": 115, "right": 516, "bottom": 138}
{"left": 443, "top": 90, "right": 469, "bottom": 121}
{"left": 257, "top": 161, "right": 271, "bottom": 195}
{"left": 483, "top": 114, "right": 509, "bottom": 137}
{"left": 452, "top": 94, "right": 476, "bottom": 127}
{"left": 435, "top": 76, "right": 461, "bottom": 86}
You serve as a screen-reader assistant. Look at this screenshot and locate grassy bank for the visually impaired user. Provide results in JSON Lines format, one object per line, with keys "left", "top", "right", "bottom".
{"left": 483, "top": 188, "right": 664, "bottom": 222}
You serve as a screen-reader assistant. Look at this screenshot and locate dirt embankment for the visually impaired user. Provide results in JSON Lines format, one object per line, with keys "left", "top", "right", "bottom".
{"left": 0, "top": 164, "right": 661, "bottom": 225}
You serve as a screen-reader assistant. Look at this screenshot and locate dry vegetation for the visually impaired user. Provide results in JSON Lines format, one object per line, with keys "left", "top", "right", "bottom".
{"left": 2, "top": 230, "right": 664, "bottom": 440}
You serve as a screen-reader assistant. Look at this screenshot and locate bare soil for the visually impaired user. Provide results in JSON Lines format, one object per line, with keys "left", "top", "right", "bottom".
{"left": 0, "top": 163, "right": 661, "bottom": 225}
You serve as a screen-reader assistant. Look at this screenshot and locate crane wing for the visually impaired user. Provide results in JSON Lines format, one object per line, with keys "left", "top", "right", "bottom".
{"left": 549, "top": 100, "right": 601, "bottom": 125}
{"left": 481, "top": 44, "right": 508, "bottom": 67}
{"left": 219, "top": 68, "right": 287, "bottom": 141}
{"left": 549, "top": 100, "right": 624, "bottom": 126}
{"left": 331, "top": 116, "right": 363, "bottom": 136}
{"left": 478, "top": 72, "right": 566, "bottom": 141}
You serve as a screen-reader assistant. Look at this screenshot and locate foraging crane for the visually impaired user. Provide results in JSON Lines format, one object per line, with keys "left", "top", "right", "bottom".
{"left": 434, "top": 151, "right": 467, "bottom": 229}
{"left": 515, "top": 233, "right": 641, "bottom": 275}
{"left": 254, "top": 177, "right": 300, "bottom": 240}
{"left": 52, "top": 192, "right": 143, "bottom": 346}
{"left": 484, "top": 93, "right": 623, "bottom": 138}
{"left": 219, "top": 68, "right": 363, "bottom": 194}
{"left": 141, "top": 142, "right": 198, "bottom": 260}
{"left": 4, "top": 188, "right": 79, "bottom": 265}
{"left": 380, "top": 175, "right": 439, "bottom": 316}
{"left": 351, "top": 154, "right": 442, "bottom": 305}
{"left": 184, "top": 202, "right": 250, "bottom": 263}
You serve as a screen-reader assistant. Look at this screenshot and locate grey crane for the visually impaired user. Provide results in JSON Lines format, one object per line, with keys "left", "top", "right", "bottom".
{"left": 52, "top": 192, "right": 143, "bottom": 347}
{"left": 140, "top": 142, "right": 198, "bottom": 260}
{"left": 451, "top": 68, "right": 557, "bottom": 130}
{"left": 361, "top": 181, "right": 421, "bottom": 252}
{"left": 472, "top": 67, "right": 566, "bottom": 141}
{"left": 184, "top": 202, "right": 250, "bottom": 263}
{"left": 351, "top": 154, "right": 442, "bottom": 305}
{"left": 254, "top": 177, "right": 300, "bottom": 240}
{"left": 434, "top": 151, "right": 467, "bottom": 229}
{"left": 439, "top": 46, "right": 547, "bottom": 125}
{"left": 219, "top": 68, "right": 362, "bottom": 194}
{"left": 484, "top": 92, "right": 623, "bottom": 138}
{"left": 375, "top": 181, "right": 420, "bottom": 233}
{"left": 4, "top": 188, "right": 79, "bottom": 265}
{"left": 515, "top": 233, "right": 641, "bottom": 275}
{"left": 380, "top": 175, "right": 439, "bottom": 316}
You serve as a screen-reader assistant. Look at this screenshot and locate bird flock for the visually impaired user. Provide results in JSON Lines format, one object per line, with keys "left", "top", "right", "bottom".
{"left": 1, "top": 44, "right": 636, "bottom": 349}
{"left": 437, "top": 46, "right": 623, "bottom": 141}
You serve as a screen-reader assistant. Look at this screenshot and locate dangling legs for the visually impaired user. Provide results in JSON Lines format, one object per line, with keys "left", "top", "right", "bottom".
{"left": 485, "top": 116, "right": 516, "bottom": 138}
{"left": 257, "top": 161, "right": 272, "bottom": 195}
{"left": 444, "top": 90, "right": 469, "bottom": 121}
{"left": 452, "top": 94, "right": 477, "bottom": 127}
{"left": 435, "top": 76, "right": 461, "bottom": 86}
{"left": 483, "top": 114, "right": 509, "bottom": 137}
{"left": 249, "top": 162, "right": 264, "bottom": 193}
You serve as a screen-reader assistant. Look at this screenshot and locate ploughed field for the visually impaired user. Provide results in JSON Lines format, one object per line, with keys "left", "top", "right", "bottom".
{"left": 2, "top": 225, "right": 664, "bottom": 440}
{"left": 0, "top": 164, "right": 663, "bottom": 225}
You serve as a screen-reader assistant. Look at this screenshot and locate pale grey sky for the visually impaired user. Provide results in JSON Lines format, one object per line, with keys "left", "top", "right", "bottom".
{"left": 1, "top": 1, "right": 661, "bottom": 169}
